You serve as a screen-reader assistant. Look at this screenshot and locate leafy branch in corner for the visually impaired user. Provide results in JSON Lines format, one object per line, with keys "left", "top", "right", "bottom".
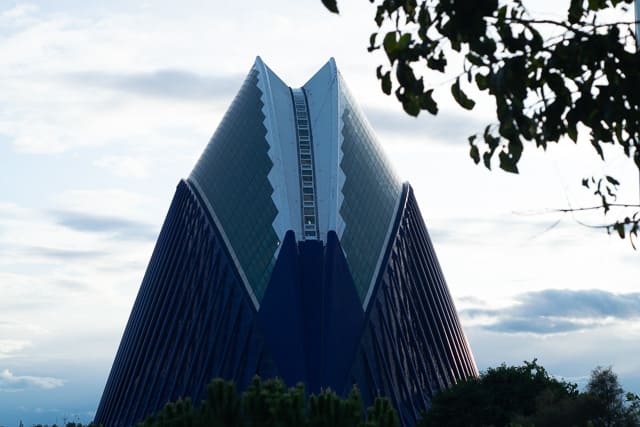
{"left": 322, "top": 0, "right": 640, "bottom": 248}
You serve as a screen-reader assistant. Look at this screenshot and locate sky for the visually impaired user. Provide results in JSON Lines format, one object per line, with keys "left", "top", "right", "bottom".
{"left": 1, "top": 0, "right": 640, "bottom": 425}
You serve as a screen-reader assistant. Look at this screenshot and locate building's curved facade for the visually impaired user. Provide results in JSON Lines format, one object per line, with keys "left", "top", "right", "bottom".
{"left": 94, "top": 58, "right": 477, "bottom": 427}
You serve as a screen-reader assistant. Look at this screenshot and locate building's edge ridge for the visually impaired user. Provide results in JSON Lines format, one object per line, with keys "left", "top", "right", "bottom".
{"left": 363, "top": 182, "right": 410, "bottom": 310}
{"left": 186, "top": 178, "right": 260, "bottom": 309}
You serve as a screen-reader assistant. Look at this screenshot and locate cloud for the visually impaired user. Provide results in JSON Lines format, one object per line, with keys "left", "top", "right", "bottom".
{"left": 52, "top": 189, "right": 157, "bottom": 221}
{"left": 93, "top": 155, "right": 151, "bottom": 178}
{"left": 0, "top": 4, "right": 39, "bottom": 28}
{"left": 54, "top": 279, "right": 90, "bottom": 291}
{"left": 455, "top": 295, "right": 487, "bottom": 306}
{"left": 26, "top": 246, "right": 107, "bottom": 260}
{"left": 364, "top": 106, "right": 487, "bottom": 144}
{"left": 0, "top": 340, "right": 32, "bottom": 359}
{"left": 50, "top": 210, "right": 158, "bottom": 241}
{"left": 461, "top": 289, "right": 640, "bottom": 334}
{"left": 507, "top": 289, "right": 640, "bottom": 319}
{"left": 63, "top": 69, "right": 243, "bottom": 101}
{"left": 1, "top": 4, "right": 38, "bottom": 19}
{"left": 0, "top": 369, "right": 64, "bottom": 392}
{"left": 484, "top": 317, "right": 600, "bottom": 334}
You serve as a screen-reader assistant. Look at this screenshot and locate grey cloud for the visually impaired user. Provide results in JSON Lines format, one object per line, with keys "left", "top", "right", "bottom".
{"left": 462, "top": 289, "right": 640, "bottom": 335}
{"left": 0, "top": 340, "right": 31, "bottom": 357}
{"left": 463, "top": 308, "right": 500, "bottom": 317}
{"left": 363, "top": 106, "right": 487, "bottom": 143}
{"left": 27, "top": 246, "right": 107, "bottom": 260}
{"left": 513, "top": 289, "right": 640, "bottom": 319}
{"left": 64, "top": 69, "right": 243, "bottom": 100}
{"left": 55, "top": 279, "right": 90, "bottom": 291}
{"left": 0, "top": 299, "right": 49, "bottom": 312}
{"left": 98, "top": 260, "right": 146, "bottom": 273}
{"left": 50, "top": 210, "right": 158, "bottom": 241}
{"left": 0, "top": 369, "right": 64, "bottom": 392}
{"left": 456, "top": 295, "right": 487, "bottom": 306}
{"left": 485, "top": 317, "right": 600, "bottom": 334}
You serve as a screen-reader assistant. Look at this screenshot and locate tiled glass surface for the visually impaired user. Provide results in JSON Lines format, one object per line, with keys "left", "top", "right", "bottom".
{"left": 189, "top": 69, "right": 278, "bottom": 303}
{"left": 340, "top": 89, "right": 402, "bottom": 303}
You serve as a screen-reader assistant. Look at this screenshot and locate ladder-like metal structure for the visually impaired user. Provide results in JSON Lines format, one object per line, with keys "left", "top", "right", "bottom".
{"left": 291, "top": 88, "right": 320, "bottom": 240}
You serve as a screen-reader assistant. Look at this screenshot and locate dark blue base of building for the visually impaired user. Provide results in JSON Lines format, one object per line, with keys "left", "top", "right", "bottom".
{"left": 94, "top": 180, "right": 476, "bottom": 427}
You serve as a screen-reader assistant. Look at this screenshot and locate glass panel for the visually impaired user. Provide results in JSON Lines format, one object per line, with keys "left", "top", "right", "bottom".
{"left": 189, "top": 69, "right": 279, "bottom": 303}
{"left": 339, "top": 85, "right": 402, "bottom": 303}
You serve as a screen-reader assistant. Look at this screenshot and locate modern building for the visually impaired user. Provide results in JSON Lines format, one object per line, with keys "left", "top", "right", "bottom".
{"left": 94, "top": 58, "right": 478, "bottom": 427}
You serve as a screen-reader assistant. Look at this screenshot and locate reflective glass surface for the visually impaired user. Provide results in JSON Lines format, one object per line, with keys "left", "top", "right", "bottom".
{"left": 189, "top": 69, "right": 278, "bottom": 303}
{"left": 339, "top": 87, "right": 402, "bottom": 303}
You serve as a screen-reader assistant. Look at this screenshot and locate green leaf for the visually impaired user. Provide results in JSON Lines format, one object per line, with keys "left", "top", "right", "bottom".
{"left": 396, "top": 62, "right": 417, "bottom": 90}
{"left": 466, "top": 53, "right": 484, "bottom": 66}
{"left": 587, "top": 0, "right": 606, "bottom": 10}
{"left": 419, "top": 89, "right": 438, "bottom": 115}
{"left": 321, "top": 0, "right": 339, "bottom": 14}
{"left": 530, "top": 28, "right": 544, "bottom": 51}
{"left": 383, "top": 32, "right": 398, "bottom": 62}
{"left": 497, "top": 5, "right": 507, "bottom": 22}
{"left": 568, "top": 0, "right": 583, "bottom": 24}
{"left": 508, "top": 138, "right": 523, "bottom": 164}
{"left": 469, "top": 143, "right": 480, "bottom": 164}
{"left": 482, "top": 152, "right": 493, "bottom": 169}
{"left": 499, "top": 151, "right": 519, "bottom": 173}
{"left": 427, "top": 52, "right": 447, "bottom": 72}
{"left": 381, "top": 72, "right": 392, "bottom": 95}
{"left": 567, "top": 124, "right": 578, "bottom": 142}
{"left": 402, "top": 95, "right": 420, "bottom": 116}
{"left": 397, "top": 33, "right": 411, "bottom": 50}
{"left": 451, "top": 78, "right": 476, "bottom": 110}
{"left": 375, "top": 5, "right": 386, "bottom": 26}
{"left": 368, "top": 33, "right": 379, "bottom": 52}
{"left": 591, "top": 139, "right": 605, "bottom": 160}
{"left": 475, "top": 73, "right": 489, "bottom": 90}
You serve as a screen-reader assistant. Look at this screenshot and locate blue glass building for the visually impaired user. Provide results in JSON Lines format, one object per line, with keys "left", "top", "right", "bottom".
{"left": 94, "top": 58, "right": 478, "bottom": 427}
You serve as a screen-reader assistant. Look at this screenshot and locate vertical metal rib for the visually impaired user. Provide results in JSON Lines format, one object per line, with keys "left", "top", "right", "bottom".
{"left": 291, "top": 88, "right": 320, "bottom": 240}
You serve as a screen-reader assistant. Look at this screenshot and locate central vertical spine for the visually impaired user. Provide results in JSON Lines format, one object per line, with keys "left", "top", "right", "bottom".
{"left": 291, "top": 88, "right": 320, "bottom": 240}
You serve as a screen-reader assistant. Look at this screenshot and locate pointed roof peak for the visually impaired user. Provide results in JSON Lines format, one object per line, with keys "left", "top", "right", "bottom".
{"left": 253, "top": 56, "right": 339, "bottom": 89}
{"left": 302, "top": 57, "right": 338, "bottom": 89}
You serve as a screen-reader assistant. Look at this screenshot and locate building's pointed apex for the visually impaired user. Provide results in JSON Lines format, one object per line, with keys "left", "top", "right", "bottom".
{"left": 303, "top": 57, "right": 338, "bottom": 89}
{"left": 253, "top": 56, "right": 288, "bottom": 89}
{"left": 252, "top": 56, "right": 270, "bottom": 76}
{"left": 252, "top": 56, "right": 267, "bottom": 77}
{"left": 326, "top": 56, "right": 337, "bottom": 73}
